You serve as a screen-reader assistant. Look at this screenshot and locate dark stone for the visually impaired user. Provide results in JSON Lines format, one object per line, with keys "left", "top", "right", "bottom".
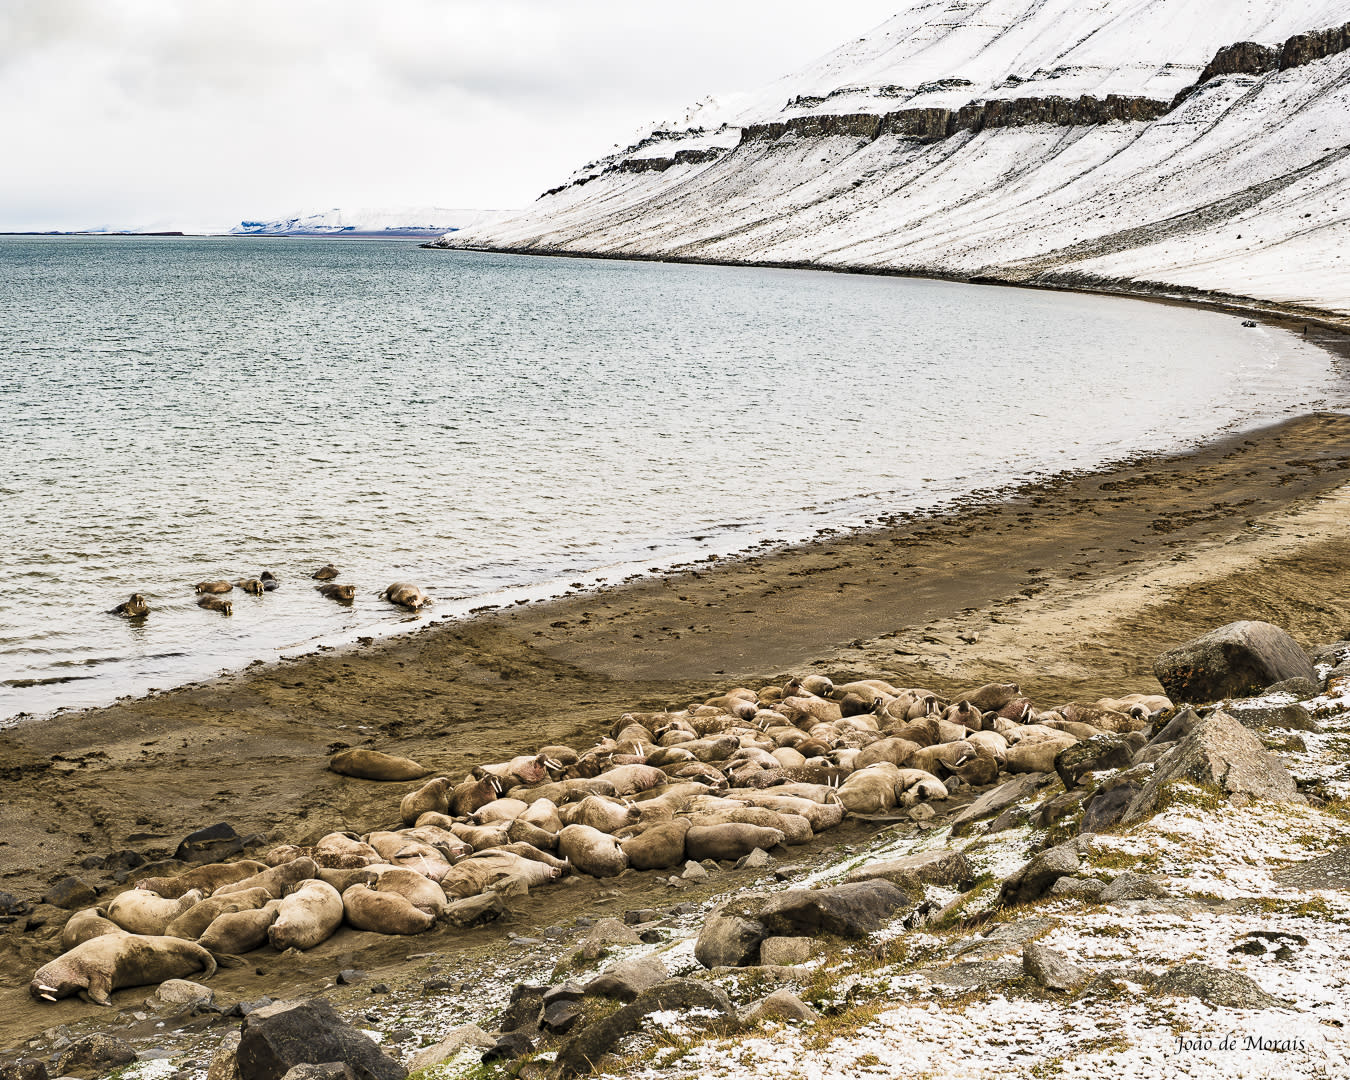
{"left": 1228, "top": 702, "right": 1318, "bottom": 731}
{"left": 80, "top": 855, "right": 106, "bottom": 870}
{"left": 1280, "top": 23, "right": 1350, "bottom": 70}
{"left": 1055, "top": 735, "right": 1135, "bottom": 787}
{"left": 482, "top": 1031, "right": 534, "bottom": 1063}
{"left": 368, "top": 984, "right": 390, "bottom": 995}
{"left": 56, "top": 1034, "right": 136, "bottom": 1079}
{"left": 999, "top": 841, "right": 1082, "bottom": 905}
{"left": 757, "top": 880, "right": 915, "bottom": 937}
{"left": 542, "top": 980, "right": 586, "bottom": 1006}
{"left": 554, "top": 979, "right": 736, "bottom": 1077}
{"left": 103, "top": 849, "right": 146, "bottom": 872}
{"left": 693, "top": 908, "right": 766, "bottom": 969}
{"left": 1196, "top": 40, "right": 1279, "bottom": 84}
{"left": 176, "top": 823, "right": 250, "bottom": 864}
{"left": 237, "top": 999, "right": 406, "bottom": 1080}
{"left": 279, "top": 1067, "right": 354, "bottom": 1080}
{"left": 843, "top": 849, "right": 973, "bottom": 890}
{"left": 1309, "top": 641, "right": 1350, "bottom": 667}
{"left": 0, "top": 1060, "right": 49, "bottom": 1080}
{"left": 1123, "top": 711, "right": 1303, "bottom": 823}
{"left": 1154, "top": 621, "right": 1316, "bottom": 704}
{"left": 337, "top": 969, "right": 367, "bottom": 986}
{"left": 1152, "top": 963, "right": 1280, "bottom": 1008}
{"left": 497, "top": 985, "right": 545, "bottom": 1032}
{"left": 949, "top": 774, "right": 1047, "bottom": 836}
{"left": 584, "top": 955, "right": 671, "bottom": 1001}
{"left": 44, "top": 876, "right": 98, "bottom": 910}
{"left": 1080, "top": 782, "right": 1140, "bottom": 834}
{"left": 0, "top": 890, "right": 30, "bottom": 917}
{"left": 623, "top": 908, "right": 659, "bottom": 925}
{"left": 540, "top": 999, "right": 584, "bottom": 1034}
{"left": 1036, "top": 790, "right": 1087, "bottom": 828}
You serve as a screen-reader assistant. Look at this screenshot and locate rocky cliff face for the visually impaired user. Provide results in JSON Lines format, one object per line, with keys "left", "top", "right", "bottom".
{"left": 434, "top": 1, "right": 1350, "bottom": 317}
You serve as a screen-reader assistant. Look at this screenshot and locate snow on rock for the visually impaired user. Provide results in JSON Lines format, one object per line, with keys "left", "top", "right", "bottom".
{"left": 438, "top": 0, "right": 1350, "bottom": 317}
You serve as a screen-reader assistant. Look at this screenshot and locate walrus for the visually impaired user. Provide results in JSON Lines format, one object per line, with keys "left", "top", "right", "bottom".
{"left": 836, "top": 764, "right": 904, "bottom": 814}
{"left": 196, "top": 596, "right": 233, "bottom": 615}
{"left": 236, "top": 578, "right": 265, "bottom": 595}
{"left": 558, "top": 795, "right": 637, "bottom": 834}
{"left": 316, "top": 866, "right": 380, "bottom": 894}
{"left": 312, "top": 564, "right": 339, "bottom": 580}
{"left": 195, "top": 580, "right": 232, "bottom": 594}
{"left": 106, "top": 889, "right": 204, "bottom": 936}
{"left": 341, "top": 883, "right": 435, "bottom": 935}
{"left": 329, "top": 748, "right": 432, "bottom": 782}
{"left": 267, "top": 879, "right": 343, "bottom": 951}
{"left": 61, "top": 908, "right": 121, "bottom": 950}
{"left": 164, "top": 888, "right": 270, "bottom": 940}
{"left": 620, "top": 820, "right": 691, "bottom": 870}
{"left": 400, "top": 776, "right": 455, "bottom": 825}
{"left": 448, "top": 821, "right": 511, "bottom": 852}
{"left": 507, "top": 818, "right": 558, "bottom": 851}
{"left": 558, "top": 824, "right": 628, "bottom": 878}
{"left": 965, "top": 683, "right": 1022, "bottom": 712}
{"left": 685, "top": 823, "right": 785, "bottom": 861}
{"left": 313, "top": 832, "right": 381, "bottom": 866}
{"left": 438, "top": 851, "right": 562, "bottom": 898}
{"left": 381, "top": 582, "right": 431, "bottom": 610}
{"left": 110, "top": 593, "right": 149, "bottom": 617}
{"left": 316, "top": 583, "right": 356, "bottom": 603}
{"left": 486, "top": 842, "right": 570, "bottom": 872}
{"left": 214, "top": 856, "right": 318, "bottom": 900}
{"left": 198, "top": 900, "right": 282, "bottom": 954}
{"left": 372, "top": 867, "right": 448, "bottom": 918}
{"left": 687, "top": 807, "right": 812, "bottom": 846}
{"left": 448, "top": 775, "right": 503, "bottom": 817}
{"left": 30, "top": 933, "right": 216, "bottom": 1005}
{"left": 854, "top": 736, "right": 921, "bottom": 770}
{"left": 260, "top": 570, "right": 280, "bottom": 591}
{"left": 135, "top": 860, "right": 268, "bottom": 899}
{"left": 473, "top": 797, "right": 530, "bottom": 824}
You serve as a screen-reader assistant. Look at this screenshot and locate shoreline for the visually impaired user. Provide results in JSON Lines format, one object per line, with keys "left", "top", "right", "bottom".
{"left": 5, "top": 410, "right": 1350, "bottom": 1049}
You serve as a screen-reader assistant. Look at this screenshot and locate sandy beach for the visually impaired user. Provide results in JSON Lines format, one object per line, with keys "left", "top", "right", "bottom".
{"left": 3, "top": 356, "right": 1350, "bottom": 1052}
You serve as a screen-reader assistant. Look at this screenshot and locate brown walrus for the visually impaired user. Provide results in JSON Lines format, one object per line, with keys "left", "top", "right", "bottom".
{"left": 312, "top": 564, "right": 339, "bottom": 580}
{"left": 329, "top": 748, "right": 431, "bottom": 782}
{"left": 316, "top": 583, "right": 356, "bottom": 603}
{"left": 196, "top": 596, "right": 233, "bottom": 615}
{"left": 381, "top": 582, "right": 431, "bottom": 610}
{"left": 61, "top": 908, "right": 122, "bottom": 950}
{"left": 135, "top": 860, "right": 268, "bottom": 899}
{"left": 110, "top": 593, "right": 149, "bottom": 617}
{"left": 236, "top": 578, "right": 265, "bottom": 595}
{"left": 30, "top": 933, "right": 216, "bottom": 1005}
{"left": 194, "top": 581, "right": 233, "bottom": 595}
{"left": 341, "top": 884, "right": 436, "bottom": 935}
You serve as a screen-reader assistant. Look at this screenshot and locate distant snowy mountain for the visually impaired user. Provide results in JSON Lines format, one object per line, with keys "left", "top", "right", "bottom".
{"left": 232, "top": 207, "right": 511, "bottom": 238}
{"left": 434, "top": 0, "right": 1350, "bottom": 317}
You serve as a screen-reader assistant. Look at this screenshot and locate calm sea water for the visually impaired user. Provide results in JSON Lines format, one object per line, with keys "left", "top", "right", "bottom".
{"left": 0, "top": 236, "right": 1340, "bottom": 723}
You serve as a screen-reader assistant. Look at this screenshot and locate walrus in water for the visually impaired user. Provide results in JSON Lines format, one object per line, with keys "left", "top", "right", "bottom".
{"left": 312, "top": 564, "right": 339, "bottom": 580}
{"left": 381, "top": 582, "right": 431, "bottom": 610}
{"left": 236, "top": 578, "right": 265, "bottom": 595}
{"left": 195, "top": 580, "right": 232, "bottom": 595}
{"left": 329, "top": 748, "right": 431, "bottom": 782}
{"left": 30, "top": 932, "right": 216, "bottom": 1005}
{"left": 316, "top": 583, "right": 357, "bottom": 603}
{"left": 260, "top": 570, "right": 280, "bottom": 591}
{"left": 197, "top": 596, "right": 233, "bottom": 615}
{"left": 110, "top": 593, "right": 149, "bottom": 618}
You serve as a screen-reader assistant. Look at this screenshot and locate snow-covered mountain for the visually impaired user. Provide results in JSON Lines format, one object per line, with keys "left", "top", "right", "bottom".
{"left": 232, "top": 207, "right": 511, "bottom": 237}
{"left": 434, "top": 0, "right": 1350, "bottom": 317}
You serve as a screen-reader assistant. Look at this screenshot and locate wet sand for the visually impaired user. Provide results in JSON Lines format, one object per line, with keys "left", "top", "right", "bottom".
{"left": 3, "top": 399, "right": 1350, "bottom": 1050}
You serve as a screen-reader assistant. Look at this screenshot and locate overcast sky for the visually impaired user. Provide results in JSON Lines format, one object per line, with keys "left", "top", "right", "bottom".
{"left": 0, "top": 0, "right": 902, "bottom": 231}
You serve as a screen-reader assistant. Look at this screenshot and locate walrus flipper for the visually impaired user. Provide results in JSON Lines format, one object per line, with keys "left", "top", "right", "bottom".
{"left": 83, "top": 972, "right": 113, "bottom": 1007}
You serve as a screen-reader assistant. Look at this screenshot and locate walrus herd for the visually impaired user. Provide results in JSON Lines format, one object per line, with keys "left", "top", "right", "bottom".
{"left": 108, "top": 567, "right": 431, "bottom": 619}
{"left": 29, "top": 672, "right": 1173, "bottom": 1006}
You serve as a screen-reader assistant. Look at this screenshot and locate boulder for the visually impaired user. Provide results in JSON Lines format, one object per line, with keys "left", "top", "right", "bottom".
{"left": 1047, "top": 876, "right": 1105, "bottom": 901}
{"left": 482, "top": 1031, "right": 534, "bottom": 1063}
{"left": 1100, "top": 873, "right": 1169, "bottom": 903}
{"left": 1260, "top": 677, "right": 1321, "bottom": 700}
{"left": 1151, "top": 963, "right": 1280, "bottom": 1008}
{"left": 1227, "top": 702, "right": 1318, "bottom": 732}
{"left": 694, "top": 907, "right": 765, "bottom": 968}
{"left": 1275, "top": 848, "right": 1350, "bottom": 890}
{"left": 1023, "top": 943, "right": 1087, "bottom": 991}
{"left": 176, "top": 822, "right": 249, "bottom": 863}
{"left": 147, "top": 978, "right": 214, "bottom": 1012}
{"left": 0, "top": 1064, "right": 46, "bottom": 1080}
{"left": 1153, "top": 622, "right": 1315, "bottom": 703}
{"left": 1079, "top": 765, "right": 1152, "bottom": 833}
{"left": 406, "top": 1025, "right": 496, "bottom": 1071}
{"left": 206, "top": 1030, "right": 242, "bottom": 1080}
{"left": 56, "top": 1035, "right": 136, "bottom": 1079}
{"left": 1054, "top": 735, "right": 1135, "bottom": 788}
{"left": 554, "top": 979, "right": 735, "bottom": 1077}
{"left": 757, "top": 880, "right": 915, "bottom": 938}
{"left": 43, "top": 876, "right": 98, "bottom": 910}
{"left": 742, "top": 989, "right": 818, "bottom": 1025}
{"left": 237, "top": 999, "right": 406, "bottom": 1080}
{"left": 949, "top": 774, "right": 1047, "bottom": 836}
{"left": 843, "top": 849, "right": 972, "bottom": 891}
{"left": 999, "top": 842, "right": 1082, "bottom": 905}
{"left": 1123, "top": 712, "right": 1302, "bottom": 823}
{"left": 584, "top": 954, "right": 670, "bottom": 1001}
{"left": 280, "top": 1068, "right": 353, "bottom": 1080}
